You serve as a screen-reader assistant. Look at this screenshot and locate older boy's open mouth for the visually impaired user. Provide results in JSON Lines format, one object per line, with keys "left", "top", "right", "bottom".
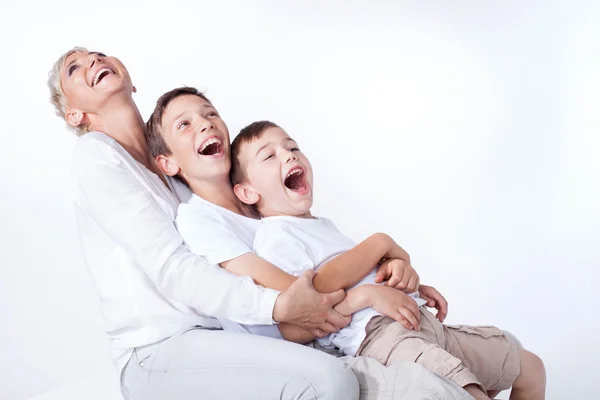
{"left": 284, "top": 167, "right": 308, "bottom": 193}
{"left": 198, "top": 137, "right": 223, "bottom": 156}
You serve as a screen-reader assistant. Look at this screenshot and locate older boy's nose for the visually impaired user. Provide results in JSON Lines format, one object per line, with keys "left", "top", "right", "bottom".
{"left": 197, "top": 117, "right": 213, "bottom": 132}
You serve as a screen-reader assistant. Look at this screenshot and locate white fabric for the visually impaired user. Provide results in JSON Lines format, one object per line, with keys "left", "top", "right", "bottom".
{"left": 176, "top": 195, "right": 283, "bottom": 339}
{"left": 71, "top": 132, "right": 280, "bottom": 374}
{"left": 254, "top": 216, "right": 426, "bottom": 356}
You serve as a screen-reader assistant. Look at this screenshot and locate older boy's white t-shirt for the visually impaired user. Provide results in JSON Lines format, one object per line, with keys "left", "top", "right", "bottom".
{"left": 254, "top": 216, "right": 426, "bottom": 356}
{"left": 176, "top": 195, "right": 283, "bottom": 339}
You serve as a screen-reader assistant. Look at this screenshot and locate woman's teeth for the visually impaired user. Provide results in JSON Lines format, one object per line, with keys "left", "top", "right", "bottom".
{"left": 92, "top": 68, "right": 113, "bottom": 86}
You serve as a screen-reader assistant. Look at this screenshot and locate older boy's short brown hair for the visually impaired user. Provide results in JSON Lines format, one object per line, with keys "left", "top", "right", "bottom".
{"left": 230, "top": 120, "right": 280, "bottom": 187}
{"left": 146, "top": 86, "right": 212, "bottom": 158}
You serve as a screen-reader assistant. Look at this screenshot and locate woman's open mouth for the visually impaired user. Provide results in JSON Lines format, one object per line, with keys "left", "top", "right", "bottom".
{"left": 198, "top": 137, "right": 224, "bottom": 156}
{"left": 284, "top": 167, "right": 309, "bottom": 194}
{"left": 92, "top": 68, "right": 114, "bottom": 87}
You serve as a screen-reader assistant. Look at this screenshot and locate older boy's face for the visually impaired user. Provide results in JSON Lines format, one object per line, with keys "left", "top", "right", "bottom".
{"left": 160, "top": 95, "right": 231, "bottom": 182}
{"left": 243, "top": 127, "right": 314, "bottom": 217}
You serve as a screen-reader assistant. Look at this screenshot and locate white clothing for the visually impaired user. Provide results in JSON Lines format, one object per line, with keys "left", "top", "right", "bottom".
{"left": 176, "top": 194, "right": 282, "bottom": 338}
{"left": 254, "top": 216, "right": 426, "bottom": 356}
{"left": 71, "top": 132, "right": 280, "bottom": 374}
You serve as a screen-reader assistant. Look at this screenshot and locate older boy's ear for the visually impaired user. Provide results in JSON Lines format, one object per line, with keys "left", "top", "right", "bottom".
{"left": 65, "top": 108, "right": 84, "bottom": 128}
{"left": 156, "top": 154, "right": 180, "bottom": 177}
{"left": 234, "top": 183, "right": 260, "bottom": 205}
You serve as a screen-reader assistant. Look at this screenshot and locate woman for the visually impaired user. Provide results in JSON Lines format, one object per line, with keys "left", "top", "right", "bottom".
{"left": 48, "top": 47, "right": 471, "bottom": 399}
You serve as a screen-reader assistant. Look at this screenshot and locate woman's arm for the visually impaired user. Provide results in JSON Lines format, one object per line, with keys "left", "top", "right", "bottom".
{"left": 73, "top": 138, "right": 282, "bottom": 325}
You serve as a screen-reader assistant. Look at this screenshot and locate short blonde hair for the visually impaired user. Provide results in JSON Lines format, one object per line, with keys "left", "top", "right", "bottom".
{"left": 48, "top": 46, "right": 89, "bottom": 136}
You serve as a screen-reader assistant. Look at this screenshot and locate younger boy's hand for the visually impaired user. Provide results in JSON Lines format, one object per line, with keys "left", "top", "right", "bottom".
{"left": 367, "top": 285, "right": 421, "bottom": 331}
{"left": 375, "top": 258, "right": 420, "bottom": 293}
{"left": 418, "top": 284, "right": 448, "bottom": 322}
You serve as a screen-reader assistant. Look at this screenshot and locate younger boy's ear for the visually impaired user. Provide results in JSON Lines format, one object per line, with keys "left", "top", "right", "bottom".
{"left": 155, "top": 154, "right": 180, "bottom": 177}
{"left": 234, "top": 183, "right": 260, "bottom": 205}
{"left": 65, "top": 108, "right": 85, "bottom": 128}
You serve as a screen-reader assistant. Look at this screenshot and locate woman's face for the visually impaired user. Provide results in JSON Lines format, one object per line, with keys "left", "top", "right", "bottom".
{"left": 61, "top": 50, "right": 134, "bottom": 116}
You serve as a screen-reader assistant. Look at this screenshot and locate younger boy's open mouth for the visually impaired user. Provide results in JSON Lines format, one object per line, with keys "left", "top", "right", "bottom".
{"left": 198, "top": 137, "right": 224, "bottom": 156}
{"left": 284, "top": 166, "right": 309, "bottom": 194}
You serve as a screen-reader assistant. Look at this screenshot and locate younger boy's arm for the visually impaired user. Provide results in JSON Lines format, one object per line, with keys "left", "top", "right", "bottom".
{"left": 314, "top": 233, "right": 414, "bottom": 293}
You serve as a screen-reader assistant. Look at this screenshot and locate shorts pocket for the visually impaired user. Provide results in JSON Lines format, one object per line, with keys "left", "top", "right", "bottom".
{"left": 445, "top": 325, "right": 504, "bottom": 339}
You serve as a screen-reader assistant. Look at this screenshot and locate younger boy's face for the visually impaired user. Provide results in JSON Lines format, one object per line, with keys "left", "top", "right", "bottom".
{"left": 241, "top": 127, "right": 314, "bottom": 218}
{"left": 159, "top": 94, "right": 231, "bottom": 183}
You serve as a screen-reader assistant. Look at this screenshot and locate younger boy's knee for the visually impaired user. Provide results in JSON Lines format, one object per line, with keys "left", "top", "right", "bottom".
{"left": 515, "top": 349, "right": 546, "bottom": 389}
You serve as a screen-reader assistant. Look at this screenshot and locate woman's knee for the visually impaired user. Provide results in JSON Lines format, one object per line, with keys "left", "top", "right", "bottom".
{"left": 514, "top": 349, "right": 546, "bottom": 391}
{"left": 312, "top": 357, "right": 359, "bottom": 400}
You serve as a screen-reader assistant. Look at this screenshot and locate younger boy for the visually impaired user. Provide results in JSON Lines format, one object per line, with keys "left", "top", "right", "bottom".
{"left": 229, "top": 120, "right": 544, "bottom": 400}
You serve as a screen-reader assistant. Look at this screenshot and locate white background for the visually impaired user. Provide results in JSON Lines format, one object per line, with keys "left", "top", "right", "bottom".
{"left": 1, "top": 1, "right": 598, "bottom": 399}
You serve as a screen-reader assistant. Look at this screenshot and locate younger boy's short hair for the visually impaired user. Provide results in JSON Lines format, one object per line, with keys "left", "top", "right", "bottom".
{"left": 230, "top": 120, "right": 280, "bottom": 187}
{"left": 145, "top": 86, "right": 212, "bottom": 186}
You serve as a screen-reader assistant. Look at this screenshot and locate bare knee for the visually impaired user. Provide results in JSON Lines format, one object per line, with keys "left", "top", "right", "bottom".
{"left": 512, "top": 349, "right": 546, "bottom": 399}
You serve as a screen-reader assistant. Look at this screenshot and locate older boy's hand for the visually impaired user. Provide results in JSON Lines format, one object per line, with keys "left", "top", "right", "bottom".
{"left": 367, "top": 285, "right": 421, "bottom": 330}
{"left": 375, "top": 259, "right": 420, "bottom": 293}
{"left": 272, "top": 270, "right": 351, "bottom": 337}
{"left": 418, "top": 284, "right": 448, "bottom": 322}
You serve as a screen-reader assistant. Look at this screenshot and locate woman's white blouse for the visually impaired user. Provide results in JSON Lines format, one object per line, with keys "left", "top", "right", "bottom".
{"left": 71, "top": 132, "right": 279, "bottom": 373}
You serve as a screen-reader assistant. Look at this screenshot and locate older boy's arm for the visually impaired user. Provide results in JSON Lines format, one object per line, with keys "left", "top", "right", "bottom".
{"left": 313, "top": 233, "right": 410, "bottom": 293}
{"left": 220, "top": 252, "right": 297, "bottom": 292}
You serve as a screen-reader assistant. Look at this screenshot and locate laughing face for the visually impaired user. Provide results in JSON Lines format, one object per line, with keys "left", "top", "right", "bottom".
{"left": 60, "top": 50, "right": 134, "bottom": 126}
{"left": 157, "top": 94, "right": 230, "bottom": 185}
{"left": 237, "top": 126, "right": 314, "bottom": 218}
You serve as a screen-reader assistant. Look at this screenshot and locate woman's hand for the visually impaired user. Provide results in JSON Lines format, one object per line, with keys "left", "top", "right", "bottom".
{"left": 374, "top": 258, "right": 420, "bottom": 293}
{"left": 418, "top": 284, "right": 448, "bottom": 322}
{"left": 272, "top": 270, "right": 351, "bottom": 338}
{"left": 365, "top": 285, "right": 421, "bottom": 331}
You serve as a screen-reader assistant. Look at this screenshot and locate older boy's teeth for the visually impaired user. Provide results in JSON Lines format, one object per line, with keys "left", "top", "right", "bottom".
{"left": 199, "top": 138, "right": 220, "bottom": 153}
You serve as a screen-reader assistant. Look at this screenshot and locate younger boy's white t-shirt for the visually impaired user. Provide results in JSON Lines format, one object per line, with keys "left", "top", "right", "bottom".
{"left": 176, "top": 194, "right": 283, "bottom": 339}
{"left": 254, "top": 215, "right": 426, "bottom": 356}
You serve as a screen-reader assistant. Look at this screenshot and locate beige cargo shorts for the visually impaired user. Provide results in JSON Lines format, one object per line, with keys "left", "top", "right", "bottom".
{"left": 356, "top": 309, "right": 521, "bottom": 393}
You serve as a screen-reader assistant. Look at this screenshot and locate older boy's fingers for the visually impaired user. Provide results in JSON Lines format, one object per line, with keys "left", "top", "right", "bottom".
{"left": 406, "top": 275, "right": 419, "bottom": 293}
{"left": 399, "top": 307, "right": 420, "bottom": 331}
{"left": 388, "top": 269, "right": 404, "bottom": 287}
{"left": 375, "top": 264, "right": 388, "bottom": 283}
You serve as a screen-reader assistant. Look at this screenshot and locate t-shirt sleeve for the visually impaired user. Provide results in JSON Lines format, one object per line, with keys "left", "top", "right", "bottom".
{"left": 254, "top": 221, "right": 315, "bottom": 276}
{"left": 176, "top": 205, "right": 252, "bottom": 265}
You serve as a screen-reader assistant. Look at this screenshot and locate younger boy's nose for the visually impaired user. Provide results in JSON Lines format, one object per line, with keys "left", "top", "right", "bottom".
{"left": 285, "top": 151, "right": 297, "bottom": 163}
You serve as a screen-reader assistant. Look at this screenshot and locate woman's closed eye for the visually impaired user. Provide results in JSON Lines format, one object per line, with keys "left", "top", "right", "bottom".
{"left": 67, "top": 64, "right": 79, "bottom": 76}
{"left": 290, "top": 147, "right": 299, "bottom": 152}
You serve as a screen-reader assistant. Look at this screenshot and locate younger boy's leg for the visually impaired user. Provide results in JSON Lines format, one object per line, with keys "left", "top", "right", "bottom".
{"left": 509, "top": 349, "right": 546, "bottom": 400}
{"left": 442, "top": 322, "right": 545, "bottom": 400}
{"left": 356, "top": 314, "right": 487, "bottom": 395}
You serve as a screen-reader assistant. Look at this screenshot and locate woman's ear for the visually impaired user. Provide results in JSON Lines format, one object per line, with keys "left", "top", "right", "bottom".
{"left": 65, "top": 108, "right": 84, "bottom": 128}
{"left": 234, "top": 183, "right": 260, "bottom": 205}
{"left": 156, "top": 154, "right": 180, "bottom": 177}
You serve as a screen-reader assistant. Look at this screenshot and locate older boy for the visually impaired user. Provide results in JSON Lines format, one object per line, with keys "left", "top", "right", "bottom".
{"left": 228, "top": 120, "right": 545, "bottom": 400}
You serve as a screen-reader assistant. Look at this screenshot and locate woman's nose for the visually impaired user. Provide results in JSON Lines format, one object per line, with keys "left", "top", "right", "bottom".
{"left": 88, "top": 53, "right": 103, "bottom": 68}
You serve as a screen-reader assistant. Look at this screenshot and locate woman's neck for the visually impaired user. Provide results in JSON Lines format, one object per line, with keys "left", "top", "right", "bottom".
{"left": 190, "top": 177, "right": 248, "bottom": 216}
{"left": 88, "top": 96, "right": 152, "bottom": 168}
